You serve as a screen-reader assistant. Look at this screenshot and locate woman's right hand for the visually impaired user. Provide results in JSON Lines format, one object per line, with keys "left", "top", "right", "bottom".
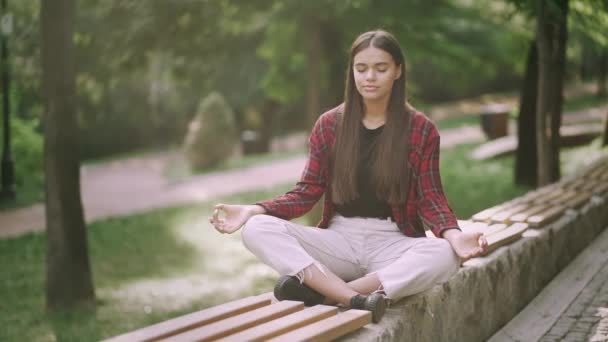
{"left": 208, "top": 204, "right": 266, "bottom": 234}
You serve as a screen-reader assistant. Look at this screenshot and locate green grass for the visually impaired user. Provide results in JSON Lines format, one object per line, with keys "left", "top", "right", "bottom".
{"left": 434, "top": 115, "right": 482, "bottom": 131}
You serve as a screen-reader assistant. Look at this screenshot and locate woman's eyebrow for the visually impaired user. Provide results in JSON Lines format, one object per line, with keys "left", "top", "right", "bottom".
{"left": 354, "top": 62, "right": 390, "bottom": 66}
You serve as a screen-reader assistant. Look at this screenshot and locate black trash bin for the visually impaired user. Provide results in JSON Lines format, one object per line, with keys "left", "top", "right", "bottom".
{"left": 241, "top": 130, "right": 260, "bottom": 155}
{"left": 479, "top": 104, "right": 510, "bottom": 140}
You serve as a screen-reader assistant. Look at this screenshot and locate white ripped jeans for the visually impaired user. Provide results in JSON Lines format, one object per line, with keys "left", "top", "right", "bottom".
{"left": 241, "top": 214, "right": 460, "bottom": 301}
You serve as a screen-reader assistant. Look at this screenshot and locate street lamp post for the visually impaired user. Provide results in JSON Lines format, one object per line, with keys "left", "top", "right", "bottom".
{"left": 1, "top": 0, "right": 15, "bottom": 201}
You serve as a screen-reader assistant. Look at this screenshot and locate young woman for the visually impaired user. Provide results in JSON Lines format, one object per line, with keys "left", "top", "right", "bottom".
{"left": 209, "top": 30, "right": 488, "bottom": 323}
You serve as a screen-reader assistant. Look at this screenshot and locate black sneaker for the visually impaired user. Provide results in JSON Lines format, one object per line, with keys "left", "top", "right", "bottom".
{"left": 350, "top": 293, "right": 387, "bottom": 323}
{"left": 273, "top": 275, "right": 325, "bottom": 306}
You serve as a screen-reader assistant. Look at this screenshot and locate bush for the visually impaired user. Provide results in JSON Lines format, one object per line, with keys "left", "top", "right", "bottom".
{"left": 182, "top": 92, "right": 238, "bottom": 170}
{"left": 0, "top": 116, "right": 44, "bottom": 191}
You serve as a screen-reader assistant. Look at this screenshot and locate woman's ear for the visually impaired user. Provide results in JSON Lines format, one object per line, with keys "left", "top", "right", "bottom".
{"left": 395, "top": 64, "right": 403, "bottom": 80}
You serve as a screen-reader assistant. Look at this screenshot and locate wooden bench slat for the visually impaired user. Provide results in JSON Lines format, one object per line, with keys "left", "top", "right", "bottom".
{"left": 102, "top": 295, "right": 272, "bottom": 342}
{"left": 471, "top": 201, "right": 518, "bottom": 221}
{"left": 562, "top": 178, "right": 586, "bottom": 190}
{"left": 217, "top": 305, "right": 338, "bottom": 342}
{"left": 485, "top": 223, "right": 509, "bottom": 236}
{"left": 160, "top": 301, "right": 304, "bottom": 342}
{"left": 485, "top": 223, "right": 529, "bottom": 253}
{"left": 532, "top": 189, "right": 566, "bottom": 205}
{"left": 592, "top": 182, "right": 608, "bottom": 195}
{"left": 514, "top": 185, "right": 560, "bottom": 204}
{"left": 460, "top": 222, "right": 490, "bottom": 234}
{"left": 587, "top": 164, "right": 608, "bottom": 180}
{"left": 563, "top": 192, "right": 592, "bottom": 209}
{"left": 266, "top": 309, "right": 371, "bottom": 342}
{"left": 549, "top": 191, "right": 580, "bottom": 205}
{"left": 527, "top": 205, "right": 567, "bottom": 227}
{"left": 490, "top": 204, "right": 530, "bottom": 223}
{"left": 510, "top": 204, "right": 551, "bottom": 223}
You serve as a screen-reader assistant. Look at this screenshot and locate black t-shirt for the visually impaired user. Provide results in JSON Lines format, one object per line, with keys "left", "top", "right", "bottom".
{"left": 334, "top": 122, "right": 393, "bottom": 219}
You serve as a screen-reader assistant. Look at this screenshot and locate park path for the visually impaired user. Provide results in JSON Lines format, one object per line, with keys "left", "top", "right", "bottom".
{"left": 0, "top": 83, "right": 604, "bottom": 239}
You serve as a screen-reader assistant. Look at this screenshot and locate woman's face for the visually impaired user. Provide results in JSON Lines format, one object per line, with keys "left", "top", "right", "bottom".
{"left": 353, "top": 46, "right": 402, "bottom": 105}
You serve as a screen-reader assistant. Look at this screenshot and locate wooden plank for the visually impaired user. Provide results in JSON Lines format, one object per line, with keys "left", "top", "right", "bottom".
{"left": 580, "top": 180, "right": 602, "bottom": 192}
{"left": 515, "top": 185, "right": 560, "bottom": 204}
{"left": 460, "top": 222, "right": 490, "bottom": 234}
{"left": 592, "top": 182, "right": 608, "bottom": 195}
{"left": 532, "top": 189, "right": 565, "bottom": 205}
{"left": 527, "top": 205, "right": 567, "bottom": 227}
{"left": 485, "top": 223, "right": 509, "bottom": 236}
{"left": 490, "top": 204, "right": 530, "bottom": 223}
{"left": 587, "top": 163, "right": 608, "bottom": 180}
{"left": 562, "top": 178, "right": 586, "bottom": 190}
{"left": 457, "top": 219, "right": 475, "bottom": 229}
{"left": 485, "top": 223, "right": 529, "bottom": 253}
{"left": 471, "top": 203, "right": 513, "bottom": 222}
{"left": 159, "top": 301, "right": 304, "bottom": 342}
{"left": 217, "top": 305, "right": 338, "bottom": 342}
{"left": 549, "top": 191, "right": 579, "bottom": 205}
{"left": 510, "top": 205, "right": 550, "bottom": 223}
{"left": 562, "top": 192, "right": 592, "bottom": 209}
{"left": 266, "top": 310, "right": 372, "bottom": 342}
{"left": 102, "top": 296, "right": 271, "bottom": 342}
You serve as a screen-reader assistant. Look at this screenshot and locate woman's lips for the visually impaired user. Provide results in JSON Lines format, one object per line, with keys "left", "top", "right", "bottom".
{"left": 363, "top": 86, "right": 378, "bottom": 91}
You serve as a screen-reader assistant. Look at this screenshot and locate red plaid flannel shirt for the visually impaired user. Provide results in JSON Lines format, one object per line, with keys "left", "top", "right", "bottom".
{"left": 255, "top": 104, "right": 461, "bottom": 238}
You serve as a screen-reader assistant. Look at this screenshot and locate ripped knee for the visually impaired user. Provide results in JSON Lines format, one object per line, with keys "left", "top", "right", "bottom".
{"left": 293, "top": 261, "right": 328, "bottom": 283}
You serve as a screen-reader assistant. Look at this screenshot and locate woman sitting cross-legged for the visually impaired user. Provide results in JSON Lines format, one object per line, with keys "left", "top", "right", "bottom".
{"left": 209, "top": 29, "right": 488, "bottom": 323}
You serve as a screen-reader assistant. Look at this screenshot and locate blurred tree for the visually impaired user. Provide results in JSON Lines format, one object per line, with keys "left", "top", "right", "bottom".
{"left": 536, "top": 0, "right": 569, "bottom": 185}
{"left": 508, "top": 0, "right": 607, "bottom": 186}
{"left": 603, "top": 110, "right": 608, "bottom": 146}
{"left": 569, "top": 0, "right": 608, "bottom": 98}
{"left": 515, "top": 40, "right": 538, "bottom": 187}
{"left": 41, "top": 0, "right": 95, "bottom": 311}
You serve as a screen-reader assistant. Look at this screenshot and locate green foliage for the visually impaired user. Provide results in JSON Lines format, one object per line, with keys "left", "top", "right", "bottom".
{"left": 0, "top": 116, "right": 44, "bottom": 202}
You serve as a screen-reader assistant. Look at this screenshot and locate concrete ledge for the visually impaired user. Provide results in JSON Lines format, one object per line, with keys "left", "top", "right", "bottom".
{"left": 340, "top": 193, "right": 608, "bottom": 342}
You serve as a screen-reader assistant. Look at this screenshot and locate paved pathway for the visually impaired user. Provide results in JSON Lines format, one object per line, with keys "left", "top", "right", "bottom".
{"left": 489, "top": 226, "right": 608, "bottom": 342}
{"left": 0, "top": 124, "right": 485, "bottom": 239}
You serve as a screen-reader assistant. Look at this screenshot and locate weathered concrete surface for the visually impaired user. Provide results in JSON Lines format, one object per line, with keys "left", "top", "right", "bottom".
{"left": 341, "top": 194, "right": 608, "bottom": 342}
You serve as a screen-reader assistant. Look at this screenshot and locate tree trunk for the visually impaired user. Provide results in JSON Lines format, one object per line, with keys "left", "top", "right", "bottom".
{"left": 603, "top": 110, "right": 608, "bottom": 147}
{"left": 304, "top": 15, "right": 322, "bottom": 128}
{"left": 304, "top": 15, "right": 323, "bottom": 226}
{"left": 598, "top": 50, "right": 607, "bottom": 98}
{"left": 41, "top": 0, "right": 95, "bottom": 311}
{"left": 536, "top": 0, "right": 569, "bottom": 186}
{"left": 515, "top": 40, "right": 539, "bottom": 188}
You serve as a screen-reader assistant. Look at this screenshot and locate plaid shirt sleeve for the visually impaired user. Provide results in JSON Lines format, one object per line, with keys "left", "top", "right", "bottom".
{"left": 417, "top": 122, "right": 461, "bottom": 238}
{"left": 254, "top": 115, "right": 328, "bottom": 220}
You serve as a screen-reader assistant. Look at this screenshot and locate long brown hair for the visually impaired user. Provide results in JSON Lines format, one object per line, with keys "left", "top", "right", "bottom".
{"left": 331, "top": 30, "right": 413, "bottom": 205}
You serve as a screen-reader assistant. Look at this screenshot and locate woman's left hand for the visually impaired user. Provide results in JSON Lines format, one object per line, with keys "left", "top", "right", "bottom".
{"left": 444, "top": 230, "right": 488, "bottom": 261}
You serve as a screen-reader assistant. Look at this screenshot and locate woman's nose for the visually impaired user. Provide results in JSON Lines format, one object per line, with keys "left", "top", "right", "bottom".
{"left": 365, "top": 69, "right": 376, "bottom": 81}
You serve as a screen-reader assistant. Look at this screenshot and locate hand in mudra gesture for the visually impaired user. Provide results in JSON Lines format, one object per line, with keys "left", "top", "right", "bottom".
{"left": 444, "top": 230, "right": 488, "bottom": 261}
{"left": 208, "top": 204, "right": 266, "bottom": 234}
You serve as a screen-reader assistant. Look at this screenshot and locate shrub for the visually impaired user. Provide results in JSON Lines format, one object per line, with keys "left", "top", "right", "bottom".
{"left": 0, "top": 116, "right": 44, "bottom": 190}
{"left": 182, "top": 92, "right": 238, "bottom": 170}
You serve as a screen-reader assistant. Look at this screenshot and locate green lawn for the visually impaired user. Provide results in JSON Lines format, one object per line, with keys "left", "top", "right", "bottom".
{"left": 1, "top": 137, "right": 606, "bottom": 341}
